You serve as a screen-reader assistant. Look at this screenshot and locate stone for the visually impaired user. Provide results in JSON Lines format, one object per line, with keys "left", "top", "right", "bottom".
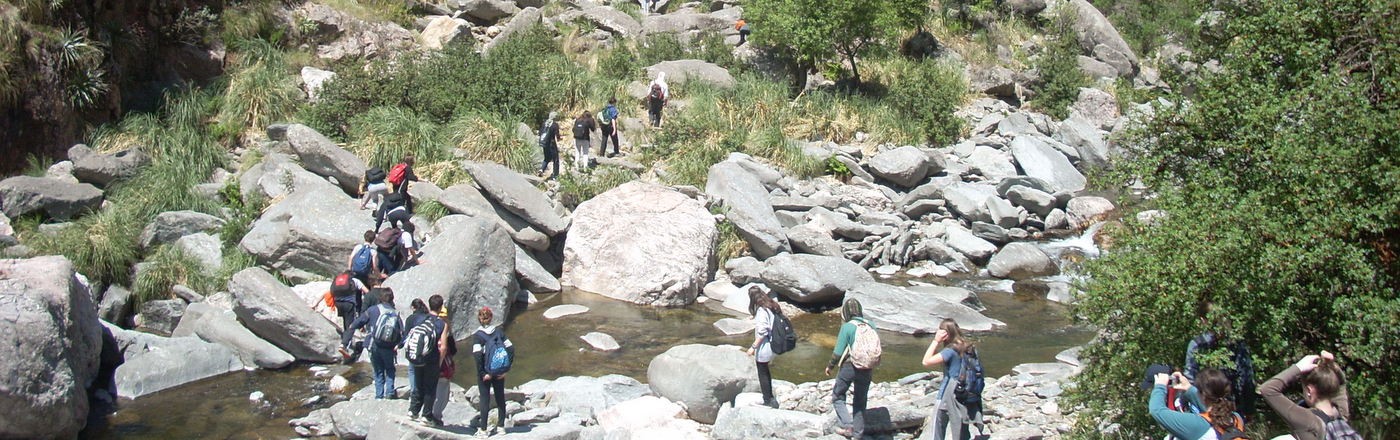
{"left": 563, "top": 182, "right": 715, "bottom": 306}
{"left": 173, "top": 232, "right": 223, "bottom": 274}
{"left": 458, "top": 0, "right": 519, "bottom": 22}
{"left": 596, "top": 395, "right": 706, "bottom": 439}
{"left": 419, "top": 16, "right": 471, "bottom": 50}
{"left": 1044, "top": 208, "right": 1070, "bottom": 230}
{"left": 308, "top": 6, "right": 415, "bottom": 62}
{"left": 646, "top": 60, "right": 737, "bottom": 89}
{"left": 1077, "top": 55, "right": 1119, "bottom": 79}
{"left": 517, "top": 374, "right": 652, "bottom": 417}
{"left": 581, "top": 332, "right": 620, "bottom": 351}
{"left": 707, "top": 161, "right": 790, "bottom": 258}
{"left": 845, "top": 282, "right": 1004, "bottom": 334}
{"left": 1056, "top": 114, "right": 1110, "bottom": 169}
{"left": 967, "top": 64, "right": 1022, "bottom": 99}
{"left": 866, "top": 146, "right": 932, "bottom": 187}
{"left": 482, "top": 7, "right": 542, "bottom": 54}
{"left": 759, "top": 253, "right": 872, "bottom": 304}
{"left": 648, "top": 344, "right": 757, "bottom": 424}
{"left": 137, "top": 299, "right": 186, "bottom": 335}
{"left": 972, "top": 221, "right": 1010, "bottom": 245}
{"left": 106, "top": 322, "right": 244, "bottom": 399}
{"left": 943, "top": 225, "right": 998, "bottom": 264}
{"left": 328, "top": 399, "right": 409, "bottom": 439}
{"left": 1004, "top": 0, "right": 1047, "bottom": 16}
{"left": 439, "top": 183, "right": 550, "bottom": 251}
{"left": 942, "top": 182, "right": 999, "bottom": 223}
{"left": 68, "top": 144, "right": 149, "bottom": 187}
{"left": 714, "top": 318, "right": 754, "bottom": 335}
{"left": 238, "top": 157, "right": 375, "bottom": 282}
{"left": 1066, "top": 196, "right": 1115, "bottom": 229}
{"left": 382, "top": 216, "right": 519, "bottom": 339}
{"left": 987, "top": 242, "right": 1059, "bottom": 279}
{"left": 300, "top": 66, "right": 336, "bottom": 102}
{"left": 516, "top": 246, "right": 560, "bottom": 293}
{"left": 988, "top": 426, "right": 1047, "bottom": 440}
{"left": 513, "top": 406, "right": 561, "bottom": 425}
{"left": 1005, "top": 185, "right": 1057, "bottom": 217}
{"left": 0, "top": 256, "right": 102, "bottom": 438}
{"left": 562, "top": 6, "right": 641, "bottom": 37}
{"left": 902, "top": 199, "right": 946, "bottom": 219}
{"left": 0, "top": 176, "right": 104, "bottom": 220}
{"left": 172, "top": 302, "right": 295, "bottom": 369}
{"left": 1070, "top": 87, "right": 1121, "bottom": 130}
{"left": 786, "top": 224, "right": 843, "bottom": 257}
{"left": 641, "top": 10, "right": 734, "bottom": 37}
{"left": 1068, "top": 0, "right": 1139, "bottom": 77}
{"left": 1009, "top": 136, "right": 1087, "bottom": 193}
{"left": 995, "top": 176, "right": 1055, "bottom": 197}
{"left": 465, "top": 161, "right": 570, "bottom": 236}
{"left": 98, "top": 284, "right": 133, "bottom": 325}
{"left": 544, "top": 304, "right": 589, "bottom": 319}
{"left": 139, "top": 210, "right": 226, "bottom": 249}
{"left": 227, "top": 267, "right": 342, "bottom": 363}
{"left": 711, "top": 405, "right": 827, "bottom": 439}
{"left": 725, "top": 256, "right": 764, "bottom": 285}
{"left": 906, "top": 283, "right": 974, "bottom": 304}
{"left": 997, "top": 112, "right": 1040, "bottom": 137}
{"left": 985, "top": 196, "right": 1022, "bottom": 229}
{"left": 272, "top": 123, "right": 369, "bottom": 196}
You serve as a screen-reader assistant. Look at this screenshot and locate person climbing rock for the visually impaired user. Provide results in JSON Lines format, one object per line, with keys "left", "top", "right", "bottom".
{"left": 538, "top": 111, "right": 562, "bottom": 179}
{"left": 736, "top": 18, "right": 750, "bottom": 46}
{"left": 387, "top": 155, "right": 419, "bottom": 213}
{"left": 342, "top": 288, "right": 402, "bottom": 399}
{"left": 401, "top": 298, "right": 448, "bottom": 426}
{"left": 647, "top": 73, "right": 669, "bottom": 128}
{"left": 572, "top": 111, "right": 597, "bottom": 171}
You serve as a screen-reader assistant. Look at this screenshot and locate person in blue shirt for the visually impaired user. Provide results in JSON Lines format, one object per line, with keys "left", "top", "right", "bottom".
{"left": 598, "top": 98, "right": 621, "bottom": 158}
{"left": 922, "top": 319, "right": 971, "bottom": 440}
{"left": 1148, "top": 368, "right": 1247, "bottom": 440}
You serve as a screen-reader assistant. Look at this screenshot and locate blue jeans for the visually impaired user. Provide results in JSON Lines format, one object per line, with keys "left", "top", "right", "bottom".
{"left": 370, "top": 346, "right": 396, "bottom": 399}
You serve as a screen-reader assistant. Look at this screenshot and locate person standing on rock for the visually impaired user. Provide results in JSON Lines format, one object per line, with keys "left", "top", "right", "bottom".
{"left": 342, "top": 288, "right": 403, "bottom": 399}
{"left": 348, "top": 230, "right": 387, "bottom": 288}
{"left": 402, "top": 297, "right": 448, "bottom": 426}
{"left": 360, "top": 166, "right": 389, "bottom": 210}
{"left": 430, "top": 296, "right": 456, "bottom": 424}
{"left": 746, "top": 286, "right": 782, "bottom": 408}
{"left": 471, "top": 306, "right": 515, "bottom": 435}
{"left": 921, "top": 319, "right": 973, "bottom": 440}
{"left": 825, "top": 298, "right": 878, "bottom": 438}
{"left": 735, "top": 18, "right": 750, "bottom": 46}
{"left": 572, "top": 111, "right": 597, "bottom": 172}
{"left": 538, "top": 111, "right": 562, "bottom": 179}
{"left": 598, "top": 98, "right": 621, "bottom": 158}
{"left": 647, "top": 73, "right": 669, "bottom": 128}
{"left": 375, "top": 192, "right": 412, "bottom": 232}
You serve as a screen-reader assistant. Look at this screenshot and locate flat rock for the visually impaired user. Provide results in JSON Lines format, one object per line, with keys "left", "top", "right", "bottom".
{"left": 544, "top": 304, "right": 589, "bottom": 320}
{"left": 172, "top": 302, "right": 295, "bottom": 369}
{"left": 465, "top": 161, "right": 570, "bottom": 236}
{"left": 1009, "top": 136, "right": 1086, "bottom": 193}
{"left": 139, "top": 210, "right": 226, "bottom": 249}
{"left": 517, "top": 374, "right": 652, "bottom": 417}
{"left": 581, "top": 332, "right": 620, "bottom": 351}
{"left": 714, "top": 318, "right": 754, "bottom": 335}
{"left": 68, "top": 144, "right": 149, "bottom": 186}
{"left": 596, "top": 395, "right": 706, "bottom": 439}
{"left": 759, "top": 253, "right": 872, "bottom": 304}
{"left": 227, "top": 267, "right": 342, "bottom": 363}
{"left": 106, "top": 322, "right": 244, "bottom": 399}
{"left": 648, "top": 344, "right": 757, "bottom": 424}
{"left": 0, "top": 176, "right": 103, "bottom": 220}
{"left": 646, "top": 60, "right": 736, "bottom": 89}
{"left": 845, "top": 282, "right": 1004, "bottom": 334}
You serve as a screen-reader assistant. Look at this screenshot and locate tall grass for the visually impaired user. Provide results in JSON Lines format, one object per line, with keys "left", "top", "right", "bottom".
{"left": 217, "top": 39, "right": 303, "bottom": 136}
{"left": 557, "top": 167, "right": 640, "bottom": 209}
{"left": 132, "top": 244, "right": 216, "bottom": 304}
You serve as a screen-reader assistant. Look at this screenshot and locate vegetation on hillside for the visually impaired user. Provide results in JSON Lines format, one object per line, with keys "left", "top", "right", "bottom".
{"left": 1069, "top": 0, "right": 1399, "bottom": 436}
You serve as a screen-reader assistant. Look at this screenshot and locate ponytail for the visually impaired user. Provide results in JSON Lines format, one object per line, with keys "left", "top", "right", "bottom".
{"left": 1197, "top": 369, "right": 1242, "bottom": 435}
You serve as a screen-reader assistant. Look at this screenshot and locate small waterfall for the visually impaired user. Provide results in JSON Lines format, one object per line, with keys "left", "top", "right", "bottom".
{"left": 1039, "top": 221, "right": 1107, "bottom": 261}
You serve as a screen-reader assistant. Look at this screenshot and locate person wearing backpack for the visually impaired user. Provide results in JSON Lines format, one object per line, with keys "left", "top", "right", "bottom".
{"left": 598, "top": 98, "right": 621, "bottom": 158}
{"left": 647, "top": 73, "right": 669, "bottom": 128}
{"left": 375, "top": 192, "right": 412, "bottom": 232}
{"left": 745, "top": 286, "right": 788, "bottom": 409}
{"left": 471, "top": 306, "right": 515, "bottom": 435}
{"left": 360, "top": 166, "right": 389, "bottom": 210}
{"left": 342, "top": 288, "right": 403, "bottom": 399}
{"left": 373, "top": 226, "right": 406, "bottom": 276}
{"left": 387, "top": 155, "right": 419, "bottom": 213}
{"left": 1184, "top": 329, "right": 1258, "bottom": 419}
{"left": 329, "top": 270, "right": 369, "bottom": 335}
{"left": 400, "top": 298, "right": 448, "bottom": 426}
{"left": 347, "top": 230, "right": 387, "bottom": 287}
{"left": 572, "top": 111, "right": 597, "bottom": 172}
{"left": 428, "top": 296, "right": 457, "bottom": 423}
{"left": 824, "top": 298, "right": 879, "bottom": 439}
{"left": 538, "top": 112, "right": 562, "bottom": 179}
{"left": 921, "top": 319, "right": 981, "bottom": 440}
{"left": 1261, "top": 351, "right": 1360, "bottom": 440}
{"left": 1148, "top": 367, "right": 1250, "bottom": 440}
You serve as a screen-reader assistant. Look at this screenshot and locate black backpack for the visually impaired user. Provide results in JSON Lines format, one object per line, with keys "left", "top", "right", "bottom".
{"left": 573, "top": 119, "right": 590, "bottom": 138}
{"left": 768, "top": 309, "right": 797, "bottom": 355}
{"left": 953, "top": 346, "right": 986, "bottom": 406}
{"left": 365, "top": 167, "right": 387, "bottom": 183}
{"left": 1312, "top": 409, "right": 1364, "bottom": 440}
{"left": 403, "top": 317, "right": 439, "bottom": 367}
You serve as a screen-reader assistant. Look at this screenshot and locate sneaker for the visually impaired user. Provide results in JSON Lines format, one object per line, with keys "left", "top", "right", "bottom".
{"left": 408, "top": 413, "right": 420, "bottom": 421}
{"left": 427, "top": 417, "right": 443, "bottom": 427}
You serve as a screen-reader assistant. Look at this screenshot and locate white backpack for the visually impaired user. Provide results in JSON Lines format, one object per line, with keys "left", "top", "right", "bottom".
{"left": 848, "top": 320, "right": 882, "bottom": 369}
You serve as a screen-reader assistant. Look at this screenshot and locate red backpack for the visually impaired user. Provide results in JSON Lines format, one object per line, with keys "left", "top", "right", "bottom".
{"left": 330, "top": 272, "right": 356, "bottom": 299}
{"left": 387, "top": 163, "right": 409, "bottom": 188}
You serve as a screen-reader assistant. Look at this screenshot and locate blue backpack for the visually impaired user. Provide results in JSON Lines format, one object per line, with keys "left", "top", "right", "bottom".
{"left": 350, "top": 244, "right": 374, "bottom": 277}
{"left": 954, "top": 346, "right": 985, "bottom": 405}
{"left": 478, "top": 330, "right": 513, "bottom": 375}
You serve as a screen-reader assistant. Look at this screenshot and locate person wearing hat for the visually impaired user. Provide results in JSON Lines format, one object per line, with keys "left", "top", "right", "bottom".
{"left": 538, "top": 111, "right": 562, "bottom": 179}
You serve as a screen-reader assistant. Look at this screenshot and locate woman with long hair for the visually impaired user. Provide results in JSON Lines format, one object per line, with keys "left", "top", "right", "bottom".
{"left": 745, "top": 286, "right": 782, "bottom": 408}
{"left": 1260, "top": 351, "right": 1358, "bottom": 440}
{"left": 922, "top": 319, "right": 973, "bottom": 440}
{"left": 1148, "top": 368, "right": 1248, "bottom": 439}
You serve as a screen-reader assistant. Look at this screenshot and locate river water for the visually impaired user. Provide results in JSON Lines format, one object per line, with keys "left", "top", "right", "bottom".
{"left": 86, "top": 226, "right": 1104, "bottom": 439}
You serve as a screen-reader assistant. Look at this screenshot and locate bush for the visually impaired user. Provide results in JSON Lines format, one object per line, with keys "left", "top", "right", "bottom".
{"left": 886, "top": 59, "right": 966, "bottom": 145}
{"left": 216, "top": 41, "right": 303, "bottom": 135}
{"left": 133, "top": 245, "right": 216, "bottom": 304}
{"left": 1031, "top": 9, "right": 1087, "bottom": 120}
{"left": 1089, "top": 0, "right": 1207, "bottom": 56}
{"left": 598, "top": 46, "right": 639, "bottom": 80}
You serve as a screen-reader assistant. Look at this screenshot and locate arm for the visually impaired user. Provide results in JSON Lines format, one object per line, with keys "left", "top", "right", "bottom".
{"left": 1148, "top": 384, "right": 1209, "bottom": 439}
{"left": 826, "top": 322, "right": 854, "bottom": 372}
{"left": 342, "top": 309, "right": 374, "bottom": 347}
{"left": 922, "top": 329, "right": 950, "bottom": 367}
{"left": 1184, "top": 338, "right": 1201, "bottom": 380}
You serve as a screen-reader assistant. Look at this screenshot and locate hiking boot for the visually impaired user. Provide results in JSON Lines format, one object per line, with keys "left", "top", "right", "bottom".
{"left": 426, "top": 416, "right": 443, "bottom": 427}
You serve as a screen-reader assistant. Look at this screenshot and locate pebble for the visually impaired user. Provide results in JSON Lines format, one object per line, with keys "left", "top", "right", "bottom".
{"left": 543, "top": 304, "right": 589, "bottom": 319}
{"left": 249, "top": 391, "right": 265, "bottom": 402}
{"left": 329, "top": 375, "right": 349, "bottom": 393}
{"left": 301, "top": 395, "right": 323, "bottom": 407}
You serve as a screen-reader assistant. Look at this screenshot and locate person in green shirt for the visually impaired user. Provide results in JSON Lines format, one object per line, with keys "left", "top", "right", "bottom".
{"left": 825, "top": 298, "right": 874, "bottom": 438}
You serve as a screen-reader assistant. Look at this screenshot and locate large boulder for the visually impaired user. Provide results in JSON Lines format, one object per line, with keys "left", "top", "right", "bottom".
{"left": 597, "top": 395, "right": 706, "bottom": 439}
{"left": 845, "top": 282, "right": 1004, "bottom": 334}
{"left": 136, "top": 299, "right": 186, "bottom": 335}
{"left": 561, "top": 6, "right": 642, "bottom": 37}
{"left": 482, "top": 7, "right": 542, "bottom": 53}
{"left": 640, "top": 11, "right": 732, "bottom": 36}
{"left": 1004, "top": 185, "right": 1057, "bottom": 217}
{"left": 68, "top": 144, "right": 150, "bottom": 186}
{"left": 1066, "top": 196, "right": 1115, "bottom": 229}
{"left": 712, "top": 406, "right": 829, "bottom": 440}
{"left": 174, "top": 232, "right": 223, "bottom": 274}
{"left": 516, "top": 246, "right": 561, "bottom": 293}
{"left": 301, "top": 66, "right": 336, "bottom": 102}
{"left": 464, "top": 162, "right": 570, "bottom": 236}
{"left": 270, "top": 124, "right": 368, "bottom": 196}
{"left": 517, "top": 374, "right": 653, "bottom": 418}
{"left": 383, "top": 215, "right": 518, "bottom": 339}
{"left": 943, "top": 225, "right": 998, "bottom": 264}
{"left": 706, "top": 161, "right": 790, "bottom": 258}
{"left": 1070, "top": 87, "right": 1121, "bottom": 130}
{"left": 0, "top": 256, "right": 102, "bottom": 439}
{"left": 942, "top": 182, "right": 999, "bottom": 223}
{"left": 457, "top": 0, "right": 519, "bottom": 23}
{"left": 172, "top": 302, "right": 295, "bottom": 369}
{"left": 439, "top": 183, "right": 551, "bottom": 251}
{"left": 106, "top": 322, "right": 244, "bottom": 399}
{"left": 987, "top": 242, "right": 1059, "bottom": 279}
{"left": 563, "top": 182, "right": 716, "bottom": 306}
{"left": 0, "top": 176, "right": 104, "bottom": 220}
{"left": 227, "top": 267, "right": 342, "bottom": 363}
{"left": 1068, "top": 0, "right": 1139, "bottom": 77}
{"left": 759, "top": 253, "right": 872, "bottom": 304}
{"left": 139, "top": 210, "right": 226, "bottom": 249}
{"left": 419, "top": 16, "right": 471, "bottom": 50}
{"left": 1055, "top": 114, "right": 1110, "bottom": 167}
{"left": 867, "top": 146, "right": 933, "bottom": 188}
{"left": 786, "top": 224, "right": 843, "bottom": 257}
{"left": 239, "top": 156, "right": 375, "bottom": 282}
{"left": 1009, "top": 136, "right": 1086, "bottom": 193}
{"left": 647, "top": 344, "right": 757, "bottom": 424}
{"left": 963, "top": 146, "right": 1019, "bottom": 181}
{"left": 646, "top": 60, "right": 737, "bottom": 89}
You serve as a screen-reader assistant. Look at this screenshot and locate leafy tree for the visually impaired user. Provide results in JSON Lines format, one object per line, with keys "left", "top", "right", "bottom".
{"left": 1068, "top": 0, "right": 1399, "bottom": 437}
{"left": 747, "top": 0, "right": 924, "bottom": 87}
{"left": 1031, "top": 9, "right": 1086, "bottom": 119}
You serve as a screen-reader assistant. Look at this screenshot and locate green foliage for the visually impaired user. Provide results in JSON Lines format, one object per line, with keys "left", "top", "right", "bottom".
{"left": 636, "top": 33, "right": 687, "bottom": 67}
{"left": 885, "top": 59, "right": 966, "bottom": 145}
{"left": 825, "top": 156, "right": 851, "bottom": 178}
{"left": 23, "top": 154, "right": 53, "bottom": 177}
{"left": 748, "top": 0, "right": 920, "bottom": 85}
{"left": 712, "top": 207, "right": 748, "bottom": 261}
{"left": 1068, "top": 0, "right": 1400, "bottom": 436}
{"left": 556, "top": 167, "right": 639, "bottom": 209}
{"left": 414, "top": 200, "right": 449, "bottom": 222}
{"left": 1031, "top": 10, "right": 1087, "bottom": 119}
{"left": 216, "top": 40, "right": 302, "bottom": 134}
{"left": 1089, "top": 0, "right": 1207, "bottom": 56}
{"left": 347, "top": 106, "right": 445, "bottom": 167}
{"left": 221, "top": 0, "right": 287, "bottom": 44}
{"left": 598, "top": 46, "right": 639, "bottom": 80}
{"left": 133, "top": 244, "right": 215, "bottom": 304}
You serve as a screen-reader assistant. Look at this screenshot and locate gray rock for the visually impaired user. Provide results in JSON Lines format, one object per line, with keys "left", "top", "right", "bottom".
{"left": 383, "top": 216, "right": 518, "bottom": 339}
{"left": 995, "top": 176, "right": 1054, "bottom": 197}
{"left": 563, "top": 182, "right": 715, "bottom": 306}
{"left": 646, "top": 59, "right": 737, "bottom": 89}
{"left": 275, "top": 124, "right": 369, "bottom": 196}
{"left": 227, "top": 267, "right": 342, "bottom": 363}
{"left": 1066, "top": 196, "right": 1115, "bottom": 229}
{"left": 985, "top": 196, "right": 1021, "bottom": 229}
{"left": 641, "top": 10, "right": 733, "bottom": 36}
{"left": 1070, "top": 87, "right": 1121, "bottom": 130}
{"left": 106, "top": 322, "right": 244, "bottom": 399}
{"left": 988, "top": 425, "right": 1047, "bottom": 440}
{"left": 786, "top": 224, "right": 843, "bottom": 257}
{"left": 419, "top": 16, "right": 471, "bottom": 50}
{"left": 140, "top": 210, "right": 226, "bottom": 249}
{"left": 1077, "top": 55, "right": 1119, "bottom": 79}
{"left": 906, "top": 283, "right": 974, "bottom": 305}
{"left": 942, "top": 183, "right": 999, "bottom": 223}
{"left": 458, "top": 0, "right": 519, "bottom": 23}
{"left": 1068, "top": 0, "right": 1139, "bottom": 77}
{"left": 309, "top": 7, "right": 415, "bottom": 61}
{"left": 328, "top": 399, "right": 408, "bottom": 439}
{"left": 482, "top": 7, "right": 542, "bottom": 54}
{"left": 866, "top": 146, "right": 932, "bottom": 187}
{"left": 901, "top": 199, "right": 946, "bottom": 219}
{"left": 707, "top": 161, "right": 790, "bottom": 258}
{"left": 174, "top": 232, "right": 223, "bottom": 274}
{"left": 1005, "top": 185, "right": 1057, "bottom": 217}
{"left": 912, "top": 240, "right": 975, "bottom": 273}
{"left": 943, "top": 225, "right": 997, "bottom": 264}
{"left": 972, "top": 221, "right": 1010, "bottom": 245}
{"left": 987, "top": 242, "right": 1059, "bottom": 279}
{"left": 714, "top": 318, "right": 754, "bottom": 336}
{"left": 997, "top": 112, "right": 1040, "bottom": 137}
{"left": 1044, "top": 208, "right": 1070, "bottom": 230}
{"left": 862, "top": 403, "right": 929, "bottom": 433}
{"left": 0, "top": 176, "right": 104, "bottom": 220}
{"left": 517, "top": 374, "right": 652, "bottom": 417}
{"left": 967, "top": 64, "right": 1023, "bottom": 99}
{"left": 513, "top": 406, "right": 561, "bottom": 425}
{"left": 562, "top": 6, "right": 642, "bottom": 37}
{"left": 647, "top": 344, "right": 757, "bottom": 424}
{"left": 439, "top": 183, "right": 550, "bottom": 251}
{"left": 963, "top": 146, "right": 1019, "bottom": 182}
{"left": 137, "top": 299, "right": 186, "bottom": 335}
{"left": 759, "top": 253, "right": 872, "bottom": 304}
{"left": 238, "top": 157, "right": 375, "bottom": 282}
{"left": 543, "top": 304, "right": 589, "bottom": 320}
{"left": 0, "top": 256, "right": 102, "bottom": 439}
{"left": 69, "top": 144, "right": 150, "bottom": 187}
{"left": 300, "top": 66, "right": 336, "bottom": 102}
{"left": 1009, "top": 136, "right": 1086, "bottom": 193}
{"left": 725, "top": 256, "right": 764, "bottom": 285}
{"left": 516, "top": 246, "right": 561, "bottom": 293}
{"left": 98, "top": 284, "right": 134, "bottom": 325}
{"left": 845, "top": 282, "right": 1004, "bottom": 334}
{"left": 806, "top": 207, "right": 881, "bottom": 241}
{"left": 172, "top": 302, "right": 295, "bottom": 369}
{"left": 580, "top": 332, "right": 620, "bottom": 351}
{"left": 712, "top": 406, "right": 828, "bottom": 440}
{"left": 465, "top": 161, "right": 570, "bottom": 236}
{"left": 1004, "top": 0, "right": 1047, "bottom": 16}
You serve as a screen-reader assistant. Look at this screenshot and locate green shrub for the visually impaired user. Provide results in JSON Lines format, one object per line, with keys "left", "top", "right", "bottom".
{"left": 557, "top": 167, "right": 639, "bottom": 209}
{"left": 216, "top": 45, "right": 302, "bottom": 134}
{"left": 712, "top": 207, "right": 748, "bottom": 261}
{"left": 598, "top": 46, "right": 639, "bottom": 81}
{"left": 414, "top": 199, "right": 449, "bottom": 222}
{"left": 347, "top": 106, "right": 447, "bottom": 168}
{"left": 637, "top": 33, "right": 687, "bottom": 66}
{"left": 29, "top": 209, "right": 143, "bottom": 287}
{"left": 1031, "top": 9, "right": 1087, "bottom": 120}
{"left": 1089, "top": 0, "right": 1207, "bottom": 56}
{"left": 133, "top": 244, "right": 216, "bottom": 304}
{"left": 886, "top": 59, "right": 966, "bottom": 145}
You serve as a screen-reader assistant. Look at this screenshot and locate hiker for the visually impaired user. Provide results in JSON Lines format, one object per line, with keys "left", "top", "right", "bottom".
{"left": 745, "top": 286, "right": 783, "bottom": 408}
{"left": 1260, "top": 351, "right": 1360, "bottom": 440}
{"left": 735, "top": 18, "right": 750, "bottom": 46}
{"left": 471, "top": 306, "right": 515, "bottom": 435}
{"left": 647, "top": 73, "right": 669, "bottom": 128}
{"left": 387, "top": 155, "right": 419, "bottom": 213}
{"left": 373, "top": 226, "right": 405, "bottom": 277}
{"left": 374, "top": 191, "right": 412, "bottom": 232}
{"left": 598, "top": 98, "right": 621, "bottom": 158}
{"left": 572, "top": 111, "right": 597, "bottom": 172}
{"left": 538, "top": 111, "right": 562, "bottom": 179}
{"left": 1184, "top": 303, "right": 1258, "bottom": 418}
{"left": 342, "top": 288, "right": 402, "bottom": 399}
{"left": 921, "top": 319, "right": 979, "bottom": 440}
{"left": 430, "top": 296, "right": 456, "bottom": 423}
{"left": 360, "top": 166, "right": 389, "bottom": 210}
{"left": 1146, "top": 367, "right": 1249, "bottom": 440}
{"left": 402, "top": 297, "right": 448, "bottom": 426}
{"left": 398, "top": 222, "right": 422, "bottom": 269}
{"left": 347, "top": 230, "right": 386, "bottom": 287}
{"left": 825, "top": 298, "right": 879, "bottom": 438}
{"left": 329, "top": 270, "right": 369, "bottom": 333}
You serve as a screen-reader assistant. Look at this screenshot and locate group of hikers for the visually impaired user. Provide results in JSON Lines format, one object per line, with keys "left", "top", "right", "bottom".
{"left": 536, "top": 73, "right": 670, "bottom": 179}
